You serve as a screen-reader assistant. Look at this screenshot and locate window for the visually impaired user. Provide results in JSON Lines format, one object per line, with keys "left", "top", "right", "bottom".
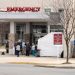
{"left": 44, "top": 8, "right": 51, "bottom": 16}
{"left": 32, "top": 25, "right": 47, "bottom": 33}
{"left": 50, "top": 25, "right": 63, "bottom": 32}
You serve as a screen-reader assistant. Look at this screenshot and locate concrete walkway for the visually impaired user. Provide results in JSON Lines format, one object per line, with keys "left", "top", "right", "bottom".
{"left": 0, "top": 55, "right": 75, "bottom": 68}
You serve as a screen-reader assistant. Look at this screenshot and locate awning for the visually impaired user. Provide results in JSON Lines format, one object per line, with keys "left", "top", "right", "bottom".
{"left": 0, "top": 12, "right": 49, "bottom": 22}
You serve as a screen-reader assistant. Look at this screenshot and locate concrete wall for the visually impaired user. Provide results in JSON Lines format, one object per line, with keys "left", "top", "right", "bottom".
{"left": 0, "top": 0, "right": 63, "bottom": 12}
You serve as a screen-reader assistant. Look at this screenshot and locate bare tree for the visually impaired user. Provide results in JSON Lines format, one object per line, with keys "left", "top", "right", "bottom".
{"left": 61, "top": 0, "right": 75, "bottom": 63}
{"left": 53, "top": 0, "right": 75, "bottom": 63}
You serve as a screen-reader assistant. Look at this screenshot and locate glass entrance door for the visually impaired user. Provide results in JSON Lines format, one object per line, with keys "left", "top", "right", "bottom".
{"left": 16, "top": 23, "right": 26, "bottom": 41}
{"left": 31, "top": 24, "right": 47, "bottom": 44}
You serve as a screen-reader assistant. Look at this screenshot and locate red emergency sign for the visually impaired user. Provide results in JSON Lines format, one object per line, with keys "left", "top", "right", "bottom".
{"left": 54, "top": 34, "right": 62, "bottom": 45}
{"left": 7, "top": 7, "right": 40, "bottom": 12}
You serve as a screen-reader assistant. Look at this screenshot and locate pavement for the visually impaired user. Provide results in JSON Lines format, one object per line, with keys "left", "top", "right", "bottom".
{"left": 0, "top": 48, "right": 75, "bottom": 68}
{"left": 0, "top": 54, "right": 75, "bottom": 68}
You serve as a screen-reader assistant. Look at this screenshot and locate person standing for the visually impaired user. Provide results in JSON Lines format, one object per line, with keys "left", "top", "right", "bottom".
{"left": 35, "top": 45, "right": 40, "bottom": 57}
{"left": 31, "top": 43, "right": 35, "bottom": 56}
{"left": 5, "top": 41, "right": 9, "bottom": 53}
{"left": 16, "top": 43, "right": 20, "bottom": 57}
{"left": 22, "top": 41, "right": 26, "bottom": 55}
{"left": 26, "top": 42, "right": 31, "bottom": 56}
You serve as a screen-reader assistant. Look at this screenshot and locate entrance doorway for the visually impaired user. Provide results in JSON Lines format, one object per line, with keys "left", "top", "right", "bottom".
{"left": 16, "top": 23, "right": 26, "bottom": 41}
{"left": 31, "top": 22, "right": 47, "bottom": 44}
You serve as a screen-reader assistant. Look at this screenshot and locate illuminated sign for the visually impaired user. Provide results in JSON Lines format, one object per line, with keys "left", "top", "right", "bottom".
{"left": 7, "top": 7, "right": 40, "bottom": 12}
{"left": 54, "top": 34, "right": 62, "bottom": 45}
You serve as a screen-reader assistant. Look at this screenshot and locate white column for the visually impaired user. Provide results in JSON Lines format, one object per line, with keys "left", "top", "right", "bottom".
{"left": 10, "top": 21, "right": 15, "bottom": 34}
{"left": 9, "top": 21, "right": 15, "bottom": 55}
{"left": 47, "top": 21, "right": 50, "bottom": 33}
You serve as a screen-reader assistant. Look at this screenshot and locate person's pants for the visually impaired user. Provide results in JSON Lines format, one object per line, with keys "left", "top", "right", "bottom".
{"left": 6, "top": 48, "right": 9, "bottom": 53}
{"left": 16, "top": 50, "right": 19, "bottom": 57}
{"left": 26, "top": 50, "right": 30, "bottom": 56}
{"left": 32, "top": 50, "right": 35, "bottom": 56}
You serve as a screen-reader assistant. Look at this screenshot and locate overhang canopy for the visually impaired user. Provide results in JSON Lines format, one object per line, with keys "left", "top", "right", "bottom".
{"left": 0, "top": 12, "right": 49, "bottom": 22}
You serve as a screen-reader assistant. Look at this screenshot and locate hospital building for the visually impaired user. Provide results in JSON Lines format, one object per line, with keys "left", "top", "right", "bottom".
{"left": 0, "top": 0, "right": 74, "bottom": 57}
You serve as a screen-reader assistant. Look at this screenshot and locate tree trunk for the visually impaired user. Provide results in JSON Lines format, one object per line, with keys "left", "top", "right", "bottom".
{"left": 66, "top": 41, "right": 69, "bottom": 63}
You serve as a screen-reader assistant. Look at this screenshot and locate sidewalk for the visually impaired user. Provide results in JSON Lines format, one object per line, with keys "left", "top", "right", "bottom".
{"left": 0, "top": 55, "right": 75, "bottom": 68}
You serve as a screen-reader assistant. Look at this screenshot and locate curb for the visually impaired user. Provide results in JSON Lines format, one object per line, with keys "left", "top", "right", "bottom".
{"left": 35, "top": 65, "right": 75, "bottom": 69}
{"left": 8, "top": 62, "right": 75, "bottom": 69}
{"left": 8, "top": 62, "right": 43, "bottom": 65}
